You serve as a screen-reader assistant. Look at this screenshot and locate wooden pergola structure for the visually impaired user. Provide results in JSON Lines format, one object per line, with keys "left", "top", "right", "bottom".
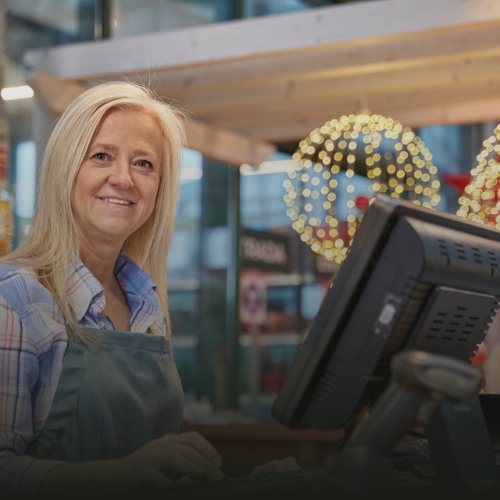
{"left": 24, "top": 0, "right": 500, "bottom": 166}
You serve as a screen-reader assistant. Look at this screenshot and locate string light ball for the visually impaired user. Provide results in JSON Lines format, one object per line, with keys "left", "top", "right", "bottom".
{"left": 284, "top": 113, "right": 441, "bottom": 263}
{"left": 457, "top": 123, "right": 500, "bottom": 228}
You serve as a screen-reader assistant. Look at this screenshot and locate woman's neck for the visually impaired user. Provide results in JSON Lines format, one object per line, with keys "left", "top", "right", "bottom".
{"left": 80, "top": 244, "right": 121, "bottom": 292}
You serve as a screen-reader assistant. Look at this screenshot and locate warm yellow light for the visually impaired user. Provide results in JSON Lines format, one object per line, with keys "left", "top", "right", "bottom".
{"left": 458, "top": 124, "right": 500, "bottom": 228}
{"left": 286, "top": 113, "right": 439, "bottom": 260}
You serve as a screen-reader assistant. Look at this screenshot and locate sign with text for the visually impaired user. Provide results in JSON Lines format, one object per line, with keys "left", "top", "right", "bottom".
{"left": 240, "top": 228, "right": 290, "bottom": 273}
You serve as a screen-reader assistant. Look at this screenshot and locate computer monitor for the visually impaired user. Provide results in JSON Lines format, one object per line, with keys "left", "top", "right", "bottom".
{"left": 272, "top": 194, "right": 500, "bottom": 431}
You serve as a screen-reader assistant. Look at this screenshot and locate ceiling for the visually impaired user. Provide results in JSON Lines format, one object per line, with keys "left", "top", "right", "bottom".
{"left": 24, "top": 0, "right": 500, "bottom": 164}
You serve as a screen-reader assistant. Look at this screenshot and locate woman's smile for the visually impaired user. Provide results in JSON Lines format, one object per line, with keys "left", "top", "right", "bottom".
{"left": 72, "top": 108, "right": 162, "bottom": 249}
{"left": 98, "top": 197, "right": 134, "bottom": 206}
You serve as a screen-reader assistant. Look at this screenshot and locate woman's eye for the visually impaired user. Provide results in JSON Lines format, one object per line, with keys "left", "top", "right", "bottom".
{"left": 137, "top": 160, "right": 153, "bottom": 169}
{"left": 93, "top": 152, "right": 109, "bottom": 161}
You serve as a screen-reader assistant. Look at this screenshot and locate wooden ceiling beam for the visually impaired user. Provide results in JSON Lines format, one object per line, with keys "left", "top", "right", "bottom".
{"left": 243, "top": 98, "right": 500, "bottom": 143}
{"left": 29, "top": 73, "right": 275, "bottom": 167}
{"left": 211, "top": 80, "right": 500, "bottom": 134}
{"left": 147, "top": 25, "right": 500, "bottom": 96}
{"left": 164, "top": 55, "right": 500, "bottom": 116}
{"left": 184, "top": 119, "right": 275, "bottom": 166}
{"left": 31, "top": 72, "right": 86, "bottom": 115}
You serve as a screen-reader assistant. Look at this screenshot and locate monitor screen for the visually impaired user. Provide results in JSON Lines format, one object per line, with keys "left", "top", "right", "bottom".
{"left": 272, "top": 195, "right": 500, "bottom": 430}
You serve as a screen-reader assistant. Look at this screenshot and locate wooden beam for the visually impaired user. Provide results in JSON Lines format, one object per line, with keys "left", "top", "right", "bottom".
{"left": 243, "top": 97, "right": 500, "bottom": 143}
{"left": 391, "top": 100, "right": 500, "bottom": 130}
{"left": 29, "top": 73, "right": 275, "bottom": 166}
{"left": 239, "top": 96, "right": 500, "bottom": 143}
{"left": 31, "top": 72, "right": 86, "bottom": 115}
{"left": 184, "top": 118, "right": 276, "bottom": 166}
{"left": 24, "top": 0, "right": 500, "bottom": 82}
{"left": 149, "top": 24, "right": 500, "bottom": 96}
{"left": 163, "top": 55, "right": 500, "bottom": 116}
{"left": 200, "top": 79, "right": 500, "bottom": 131}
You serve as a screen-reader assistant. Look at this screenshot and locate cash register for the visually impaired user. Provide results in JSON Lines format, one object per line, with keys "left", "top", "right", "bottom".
{"left": 172, "top": 195, "right": 500, "bottom": 497}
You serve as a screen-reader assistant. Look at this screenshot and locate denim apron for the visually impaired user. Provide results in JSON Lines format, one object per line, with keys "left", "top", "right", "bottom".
{"left": 26, "top": 326, "right": 184, "bottom": 461}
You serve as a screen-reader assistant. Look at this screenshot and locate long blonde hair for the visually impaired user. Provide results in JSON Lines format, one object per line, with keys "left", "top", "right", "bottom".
{"left": 3, "top": 82, "right": 185, "bottom": 342}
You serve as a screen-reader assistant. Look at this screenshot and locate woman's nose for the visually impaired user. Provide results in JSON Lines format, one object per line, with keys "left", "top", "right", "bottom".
{"left": 108, "top": 160, "right": 134, "bottom": 190}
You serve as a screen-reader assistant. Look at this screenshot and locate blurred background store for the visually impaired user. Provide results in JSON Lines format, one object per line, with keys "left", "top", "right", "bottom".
{"left": 1, "top": 0, "right": 499, "bottom": 428}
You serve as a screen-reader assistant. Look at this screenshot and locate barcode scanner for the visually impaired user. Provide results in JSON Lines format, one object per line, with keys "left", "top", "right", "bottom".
{"left": 312, "top": 351, "right": 491, "bottom": 496}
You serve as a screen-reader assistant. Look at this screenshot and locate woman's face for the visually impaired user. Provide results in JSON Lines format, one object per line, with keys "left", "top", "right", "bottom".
{"left": 72, "top": 108, "right": 163, "bottom": 251}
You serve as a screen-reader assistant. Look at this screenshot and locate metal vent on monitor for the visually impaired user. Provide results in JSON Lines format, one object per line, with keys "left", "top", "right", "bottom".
{"left": 436, "top": 238, "right": 500, "bottom": 274}
{"left": 384, "top": 277, "right": 431, "bottom": 357}
{"left": 410, "top": 286, "right": 498, "bottom": 362}
{"left": 310, "top": 369, "right": 337, "bottom": 407}
{"left": 425, "top": 306, "right": 479, "bottom": 342}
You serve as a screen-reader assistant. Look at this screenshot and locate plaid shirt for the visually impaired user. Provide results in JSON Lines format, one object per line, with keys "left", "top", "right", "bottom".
{"left": 0, "top": 252, "right": 167, "bottom": 497}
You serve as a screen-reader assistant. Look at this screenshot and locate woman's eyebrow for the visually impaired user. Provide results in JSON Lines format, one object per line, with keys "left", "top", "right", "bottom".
{"left": 89, "top": 143, "right": 118, "bottom": 154}
{"left": 134, "top": 149, "right": 158, "bottom": 159}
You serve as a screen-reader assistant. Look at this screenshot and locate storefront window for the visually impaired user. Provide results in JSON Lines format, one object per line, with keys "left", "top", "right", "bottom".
{"left": 110, "top": 0, "right": 333, "bottom": 38}
{"left": 240, "top": 153, "right": 322, "bottom": 419}
{"left": 417, "top": 123, "right": 483, "bottom": 214}
{"left": 168, "top": 149, "right": 203, "bottom": 396}
{"left": 110, "top": 0, "right": 233, "bottom": 38}
{"left": 5, "top": 0, "right": 96, "bottom": 249}
{"left": 243, "top": 0, "right": 324, "bottom": 18}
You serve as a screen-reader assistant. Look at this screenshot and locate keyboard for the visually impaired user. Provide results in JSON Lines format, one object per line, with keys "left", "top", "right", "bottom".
{"left": 168, "top": 468, "right": 318, "bottom": 497}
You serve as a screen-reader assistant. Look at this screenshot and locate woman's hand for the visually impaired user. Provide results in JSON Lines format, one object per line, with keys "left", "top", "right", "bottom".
{"left": 251, "top": 456, "right": 301, "bottom": 475}
{"left": 40, "top": 432, "right": 224, "bottom": 497}
{"left": 118, "top": 432, "right": 224, "bottom": 490}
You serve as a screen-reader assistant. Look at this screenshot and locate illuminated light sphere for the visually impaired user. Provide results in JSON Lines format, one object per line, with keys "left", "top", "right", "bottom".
{"left": 285, "top": 114, "right": 440, "bottom": 261}
{"left": 456, "top": 123, "right": 500, "bottom": 228}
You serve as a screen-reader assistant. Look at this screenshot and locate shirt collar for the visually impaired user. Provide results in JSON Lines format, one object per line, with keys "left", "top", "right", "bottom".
{"left": 67, "top": 251, "right": 159, "bottom": 323}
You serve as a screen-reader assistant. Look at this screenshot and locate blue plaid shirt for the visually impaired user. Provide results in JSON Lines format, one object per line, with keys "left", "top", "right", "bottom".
{"left": 0, "top": 252, "right": 167, "bottom": 497}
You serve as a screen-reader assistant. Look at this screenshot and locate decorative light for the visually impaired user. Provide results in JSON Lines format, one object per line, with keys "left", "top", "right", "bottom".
{"left": 456, "top": 124, "right": 500, "bottom": 228}
{"left": 285, "top": 114, "right": 440, "bottom": 263}
{"left": 1, "top": 85, "right": 34, "bottom": 100}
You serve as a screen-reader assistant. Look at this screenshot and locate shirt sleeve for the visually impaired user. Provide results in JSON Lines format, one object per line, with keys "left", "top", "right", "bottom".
{"left": 0, "top": 295, "right": 65, "bottom": 497}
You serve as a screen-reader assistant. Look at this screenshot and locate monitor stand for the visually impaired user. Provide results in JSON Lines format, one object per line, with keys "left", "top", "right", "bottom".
{"left": 425, "top": 395, "right": 500, "bottom": 491}
{"left": 310, "top": 352, "right": 500, "bottom": 496}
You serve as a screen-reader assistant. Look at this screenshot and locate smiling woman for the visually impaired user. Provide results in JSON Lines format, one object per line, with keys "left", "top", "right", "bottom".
{"left": 71, "top": 109, "right": 164, "bottom": 332}
{"left": 0, "top": 83, "right": 221, "bottom": 497}
{"left": 2, "top": 83, "right": 184, "bottom": 343}
{"left": 0, "top": 82, "right": 299, "bottom": 499}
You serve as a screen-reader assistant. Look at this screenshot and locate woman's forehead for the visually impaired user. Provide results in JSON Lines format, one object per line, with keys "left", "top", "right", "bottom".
{"left": 90, "top": 109, "right": 164, "bottom": 151}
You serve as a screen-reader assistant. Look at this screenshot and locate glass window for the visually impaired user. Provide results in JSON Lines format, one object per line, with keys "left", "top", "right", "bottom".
{"left": 416, "top": 124, "right": 483, "bottom": 215}
{"left": 15, "top": 140, "right": 36, "bottom": 218}
{"left": 110, "top": 0, "right": 232, "bottom": 38}
{"left": 240, "top": 154, "right": 318, "bottom": 419}
{"left": 243, "top": 0, "right": 318, "bottom": 18}
{"left": 110, "top": 0, "right": 336, "bottom": 38}
{"left": 169, "top": 149, "right": 203, "bottom": 395}
{"left": 169, "top": 155, "right": 234, "bottom": 410}
{"left": 6, "top": 0, "right": 96, "bottom": 249}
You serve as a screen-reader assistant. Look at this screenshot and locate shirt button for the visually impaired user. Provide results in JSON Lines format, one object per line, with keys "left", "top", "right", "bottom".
{"left": 96, "top": 296, "right": 102, "bottom": 303}
{"left": 98, "top": 321, "right": 104, "bottom": 328}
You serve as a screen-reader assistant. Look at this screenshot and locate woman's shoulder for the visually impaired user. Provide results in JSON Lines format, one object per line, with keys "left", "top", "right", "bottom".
{"left": 0, "top": 264, "right": 59, "bottom": 318}
{"left": 0, "top": 263, "right": 40, "bottom": 293}
{"left": 0, "top": 263, "right": 36, "bottom": 280}
{"left": 0, "top": 264, "right": 66, "bottom": 352}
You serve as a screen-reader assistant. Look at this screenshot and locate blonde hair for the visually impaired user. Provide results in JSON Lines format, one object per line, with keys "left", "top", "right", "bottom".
{"left": 3, "top": 82, "right": 185, "bottom": 342}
